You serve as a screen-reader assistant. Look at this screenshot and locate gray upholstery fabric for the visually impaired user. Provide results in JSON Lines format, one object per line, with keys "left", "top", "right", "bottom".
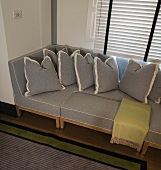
{"left": 21, "top": 84, "right": 76, "bottom": 117}
{"left": 24, "top": 56, "right": 62, "bottom": 96}
{"left": 14, "top": 73, "right": 77, "bottom": 116}
{"left": 148, "top": 70, "right": 161, "bottom": 103}
{"left": 66, "top": 45, "right": 92, "bottom": 56}
{"left": 119, "top": 60, "right": 159, "bottom": 103}
{"left": 61, "top": 92, "right": 120, "bottom": 131}
{"left": 66, "top": 46, "right": 80, "bottom": 56}
{"left": 94, "top": 57, "right": 118, "bottom": 94}
{"left": 58, "top": 50, "right": 80, "bottom": 86}
{"left": 96, "top": 53, "right": 110, "bottom": 62}
{"left": 8, "top": 44, "right": 161, "bottom": 147}
{"left": 145, "top": 100, "right": 161, "bottom": 145}
{"left": 43, "top": 48, "right": 68, "bottom": 71}
{"left": 9, "top": 57, "right": 28, "bottom": 96}
{"left": 54, "top": 46, "right": 68, "bottom": 54}
{"left": 8, "top": 49, "right": 45, "bottom": 103}
{"left": 79, "top": 48, "right": 93, "bottom": 56}
{"left": 83, "top": 86, "right": 137, "bottom": 102}
{"left": 45, "top": 46, "right": 68, "bottom": 55}
{"left": 25, "top": 84, "right": 78, "bottom": 116}
{"left": 43, "top": 49, "right": 58, "bottom": 69}
{"left": 74, "top": 53, "right": 94, "bottom": 91}
{"left": 116, "top": 57, "right": 147, "bottom": 81}
{"left": 8, "top": 47, "right": 78, "bottom": 117}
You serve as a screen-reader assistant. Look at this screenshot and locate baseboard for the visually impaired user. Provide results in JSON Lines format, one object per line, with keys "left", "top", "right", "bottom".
{"left": 0, "top": 101, "right": 17, "bottom": 117}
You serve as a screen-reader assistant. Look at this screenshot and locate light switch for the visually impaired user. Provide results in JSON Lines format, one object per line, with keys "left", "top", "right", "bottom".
{"left": 13, "top": 10, "right": 22, "bottom": 19}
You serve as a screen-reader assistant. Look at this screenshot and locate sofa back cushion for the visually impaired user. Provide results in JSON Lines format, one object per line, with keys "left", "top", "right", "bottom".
{"left": 119, "top": 60, "right": 159, "bottom": 103}
{"left": 66, "top": 45, "right": 92, "bottom": 56}
{"left": 47, "top": 45, "right": 68, "bottom": 54}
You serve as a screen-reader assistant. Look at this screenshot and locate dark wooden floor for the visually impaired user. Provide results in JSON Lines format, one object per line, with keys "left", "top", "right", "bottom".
{"left": 0, "top": 112, "right": 161, "bottom": 170}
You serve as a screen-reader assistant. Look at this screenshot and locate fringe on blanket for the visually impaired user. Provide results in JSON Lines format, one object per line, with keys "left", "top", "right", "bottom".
{"left": 110, "top": 137, "right": 142, "bottom": 152}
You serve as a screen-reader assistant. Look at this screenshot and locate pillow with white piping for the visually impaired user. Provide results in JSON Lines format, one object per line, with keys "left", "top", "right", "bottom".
{"left": 58, "top": 49, "right": 80, "bottom": 86}
{"left": 119, "top": 60, "right": 159, "bottom": 103}
{"left": 74, "top": 53, "right": 94, "bottom": 91}
{"left": 43, "top": 47, "right": 68, "bottom": 70}
{"left": 94, "top": 57, "right": 119, "bottom": 94}
{"left": 148, "top": 69, "right": 161, "bottom": 103}
{"left": 43, "top": 49, "right": 58, "bottom": 69}
{"left": 24, "top": 56, "right": 63, "bottom": 96}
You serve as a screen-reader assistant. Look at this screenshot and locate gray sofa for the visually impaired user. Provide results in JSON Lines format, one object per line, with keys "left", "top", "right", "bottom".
{"left": 8, "top": 44, "right": 161, "bottom": 154}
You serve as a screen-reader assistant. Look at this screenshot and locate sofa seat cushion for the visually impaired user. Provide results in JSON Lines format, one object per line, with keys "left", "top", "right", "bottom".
{"left": 61, "top": 92, "right": 120, "bottom": 131}
{"left": 83, "top": 86, "right": 137, "bottom": 102}
{"left": 17, "top": 84, "right": 78, "bottom": 117}
{"left": 145, "top": 100, "right": 161, "bottom": 145}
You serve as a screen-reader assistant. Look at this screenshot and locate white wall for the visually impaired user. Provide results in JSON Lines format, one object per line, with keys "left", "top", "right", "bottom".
{"left": 40, "top": 0, "right": 51, "bottom": 47}
{"left": 1, "top": 0, "right": 51, "bottom": 60}
{"left": 57, "top": 0, "right": 94, "bottom": 50}
{"left": 0, "top": 0, "right": 14, "bottom": 104}
{"left": 0, "top": 0, "right": 51, "bottom": 104}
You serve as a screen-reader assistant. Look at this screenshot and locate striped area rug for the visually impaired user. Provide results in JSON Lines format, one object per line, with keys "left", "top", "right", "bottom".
{"left": 0, "top": 121, "right": 146, "bottom": 170}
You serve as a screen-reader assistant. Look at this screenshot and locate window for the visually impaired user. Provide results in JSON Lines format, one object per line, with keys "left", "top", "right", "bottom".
{"left": 148, "top": 6, "right": 161, "bottom": 61}
{"left": 94, "top": 0, "right": 161, "bottom": 61}
{"left": 94, "top": 0, "right": 110, "bottom": 52}
{"left": 86, "top": 0, "right": 98, "bottom": 41}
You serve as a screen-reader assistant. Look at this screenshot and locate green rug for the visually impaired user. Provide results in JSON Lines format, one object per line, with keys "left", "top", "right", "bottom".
{"left": 0, "top": 121, "right": 146, "bottom": 170}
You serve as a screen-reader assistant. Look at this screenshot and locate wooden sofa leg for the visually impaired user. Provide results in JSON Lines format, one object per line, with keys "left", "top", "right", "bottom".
{"left": 141, "top": 141, "right": 149, "bottom": 155}
{"left": 60, "top": 118, "right": 65, "bottom": 129}
{"left": 56, "top": 118, "right": 60, "bottom": 129}
{"left": 16, "top": 106, "right": 22, "bottom": 117}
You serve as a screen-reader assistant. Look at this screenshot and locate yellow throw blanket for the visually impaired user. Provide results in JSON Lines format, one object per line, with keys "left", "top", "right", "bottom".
{"left": 110, "top": 98, "right": 151, "bottom": 152}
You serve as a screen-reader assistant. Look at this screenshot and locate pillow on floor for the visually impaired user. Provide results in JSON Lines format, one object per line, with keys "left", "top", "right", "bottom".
{"left": 43, "top": 47, "right": 68, "bottom": 70}
{"left": 94, "top": 57, "right": 118, "bottom": 94}
{"left": 119, "top": 60, "right": 159, "bottom": 103}
{"left": 58, "top": 49, "right": 80, "bottom": 86}
{"left": 24, "top": 56, "right": 63, "bottom": 96}
{"left": 74, "top": 53, "right": 94, "bottom": 91}
{"left": 148, "top": 69, "right": 161, "bottom": 103}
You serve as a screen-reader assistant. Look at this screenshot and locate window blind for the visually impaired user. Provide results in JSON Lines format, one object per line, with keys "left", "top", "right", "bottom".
{"left": 148, "top": 6, "right": 161, "bottom": 60}
{"left": 94, "top": 0, "right": 159, "bottom": 59}
{"left": 94, "top": 0, "right": 110, "bottom": 53}
{"left": 106, "top": 0, "right": 158, "bottom": 59}
{"left": 86, "top": 0, "right": 98, "bottom": 41}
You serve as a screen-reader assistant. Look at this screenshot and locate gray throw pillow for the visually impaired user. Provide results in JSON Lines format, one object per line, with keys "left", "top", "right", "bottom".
{"left": 94, "top": 57, "right": 118, "bottom": 94}
{"left": 119, "top": 60, "right": 159, "bottom": 103}
{"left": 148, "top": 69, "right": 161, "bottom": 103}
{"left": 24, "top": 56, "right": 63, "bottom": 96}
{"left": 74, "top": 53, "right": 94, "bottom": 91}
{"left": 43, "top": 49, "right": 58, "bottom": 69}
{"left": 43, "top": 48, "right": 68, "bottom": 70}
{"left": 58, "top": 50, "right": 80, "bottom": 86}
